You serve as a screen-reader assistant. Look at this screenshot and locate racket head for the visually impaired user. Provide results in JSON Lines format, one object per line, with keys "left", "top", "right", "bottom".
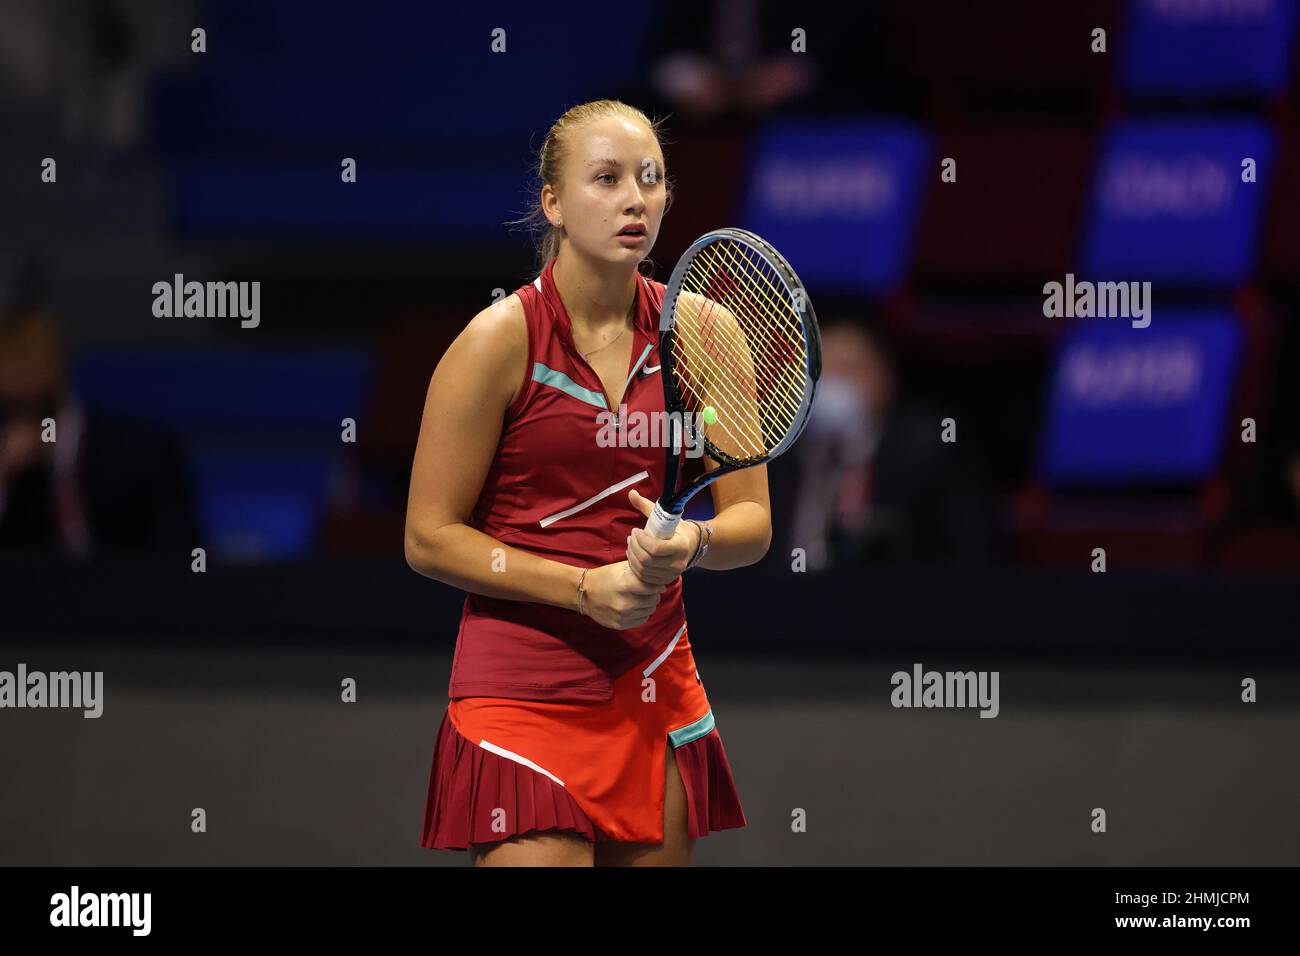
{"left": 655, "top": 227, "right": 822, "bottom": 514}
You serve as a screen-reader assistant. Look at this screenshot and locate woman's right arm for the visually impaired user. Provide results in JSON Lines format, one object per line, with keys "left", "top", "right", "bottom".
{"left": 403, "top": 295, "right": 663, "bottom": 627}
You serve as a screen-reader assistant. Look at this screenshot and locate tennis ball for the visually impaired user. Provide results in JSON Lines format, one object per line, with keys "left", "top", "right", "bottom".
{"left": 702, "top": 406, "right": 717, "bottom": 425}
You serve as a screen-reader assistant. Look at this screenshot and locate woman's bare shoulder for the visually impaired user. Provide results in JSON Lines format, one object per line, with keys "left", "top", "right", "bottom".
{"left": 461, "top": 291, "right": 527, "bottom": 357}
{"left": 444, "top": 291, "right": 529, "bottom": 407}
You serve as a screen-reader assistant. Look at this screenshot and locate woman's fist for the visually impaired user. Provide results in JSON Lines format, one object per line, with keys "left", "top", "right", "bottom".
{"left": 580, "top": 561, "right": 666, "bottom": 630}
{"left": 624, "top": 489, "right": 701, "bottom": 585}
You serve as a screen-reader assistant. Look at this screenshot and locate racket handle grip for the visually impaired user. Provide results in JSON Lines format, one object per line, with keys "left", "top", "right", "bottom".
{"left": 645, "top": 502, "right": 681, "bottom": 539}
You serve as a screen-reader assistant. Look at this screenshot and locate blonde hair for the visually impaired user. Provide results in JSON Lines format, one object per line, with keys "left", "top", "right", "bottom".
{"left": 509, "top": 99, "right": 673, "bottom": 273}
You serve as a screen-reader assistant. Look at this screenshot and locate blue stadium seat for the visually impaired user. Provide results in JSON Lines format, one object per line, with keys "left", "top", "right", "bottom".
{"left": 741, "top": 118, "right": 931, "bottom": 296}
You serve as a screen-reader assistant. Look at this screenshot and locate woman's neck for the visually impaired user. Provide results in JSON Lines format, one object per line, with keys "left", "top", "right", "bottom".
{"left": 552, "top": 244, "right": 637, "bottom": 338}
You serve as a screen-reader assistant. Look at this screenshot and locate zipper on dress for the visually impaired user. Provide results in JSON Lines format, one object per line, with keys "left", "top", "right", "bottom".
{"left": 562, "top": 337, "right": 643, "bottom": 562}
{"left": 568, "top": 343, "right": 636, "bottom": 432}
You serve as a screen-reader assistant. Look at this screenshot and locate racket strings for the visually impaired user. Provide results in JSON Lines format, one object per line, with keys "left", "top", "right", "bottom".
{"left": 689, "top": 243, "right": 804, "bottom": 402}
{"left": 676, "top": 273, "right": 802, "bottom": 432}
{"left": 678, "top": 269, "right": 791, "bottom": 421}
{"left": 668, "top": 295, "right": 766, "bottom": 456}
{"left": 686, "top": 243, "right": 808, "bottom": 415}
{"left": 671, "top": 314, "right": 765, "bottom": 458}
{"left": 676, "top": 257, "right": 804, "bottom": 434}
{"left": 693, "top": 242, "right": 806, "bottom": 410}
{"left": 698, "top": 242, "right": 808, "bottom": 409}
{"left": 686, "top": 265, "right": 795, "bottom": 403}
{"left": 669, "top": 239, "right": 811, "bottom": 459}
{"left": 704, "top": 240, "right": 799, "bottom": 348}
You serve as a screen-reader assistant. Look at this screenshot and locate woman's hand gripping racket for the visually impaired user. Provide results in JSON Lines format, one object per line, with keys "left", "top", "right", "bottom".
{"left": 632, "top": 227, "right": 822, "bottom": 564}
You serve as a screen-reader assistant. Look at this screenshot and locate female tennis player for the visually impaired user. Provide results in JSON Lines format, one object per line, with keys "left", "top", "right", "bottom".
{"left": 406, "top": 99, "right": 770, "bottom": 866}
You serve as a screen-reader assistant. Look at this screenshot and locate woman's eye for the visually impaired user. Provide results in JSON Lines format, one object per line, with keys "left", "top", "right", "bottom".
{"left": 597, "top": 172, "right": 616, "bottom": 184}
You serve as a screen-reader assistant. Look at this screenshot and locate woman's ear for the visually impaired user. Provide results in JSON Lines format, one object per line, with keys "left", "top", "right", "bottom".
{"left": 540, "top": 183, "right": 561, "bottom": 228}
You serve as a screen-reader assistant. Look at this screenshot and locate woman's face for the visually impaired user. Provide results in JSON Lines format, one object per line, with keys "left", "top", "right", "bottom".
{"left": 821, "top": 325, "right": 893, "bottom": 416}
{"left": 544, "top": 115, "right": 667, "bottom": 267}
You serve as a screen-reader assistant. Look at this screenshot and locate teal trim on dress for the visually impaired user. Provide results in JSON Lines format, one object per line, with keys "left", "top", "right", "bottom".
{"left": 622, "top": 343, "right": 654, "bottom": 396}
{"left": 668, "top": 709, "right": 715, "bottom": 749}
{"left": 532, "top": 362, "right": 607, "bottom": 409}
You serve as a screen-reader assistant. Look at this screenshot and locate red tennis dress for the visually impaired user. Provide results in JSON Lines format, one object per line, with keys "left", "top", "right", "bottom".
{"left": 419, "top": 257, "right": 747, "bottom": 849}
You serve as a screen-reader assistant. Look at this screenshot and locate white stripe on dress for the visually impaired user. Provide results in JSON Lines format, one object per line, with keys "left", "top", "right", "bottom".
{"left": 538, "top": 470, "right": 649, "bottom": 528}
{"left": 478, "top": 737, "right": 566, "bottom": 787}
{"left": 643, "top": 622, "right": 687, "bottom": 678}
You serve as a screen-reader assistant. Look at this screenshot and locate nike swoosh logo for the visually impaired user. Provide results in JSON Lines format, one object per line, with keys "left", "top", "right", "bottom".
{"left": 641, "top": 364, "right": 661, "bottom": 375}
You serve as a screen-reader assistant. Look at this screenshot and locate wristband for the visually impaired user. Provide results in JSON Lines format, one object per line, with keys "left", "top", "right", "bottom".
{"left": 684, "top": 520, "right": 713, "bottom": 570}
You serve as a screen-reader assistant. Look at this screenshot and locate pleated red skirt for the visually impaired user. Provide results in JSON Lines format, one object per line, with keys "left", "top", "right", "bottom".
{"left": 419, "top": 625, "right": 746, "bottom": 849}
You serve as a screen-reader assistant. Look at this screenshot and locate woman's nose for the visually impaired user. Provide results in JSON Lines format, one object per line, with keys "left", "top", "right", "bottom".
{"left": 622, "top": 176, "right": 648, "bottom": 210}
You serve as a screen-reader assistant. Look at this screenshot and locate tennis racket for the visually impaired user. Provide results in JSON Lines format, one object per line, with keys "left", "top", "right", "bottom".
{"left": 642, "top": 227, "right": 822, "bottom": 540}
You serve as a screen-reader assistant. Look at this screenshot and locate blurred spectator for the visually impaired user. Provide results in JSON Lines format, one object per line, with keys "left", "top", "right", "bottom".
{"left": 0, "top": 306, "right": 200, "bottom": 556}
{"left": 643, "top": 1, "right": 895, "bottom": 125}
{"left": 0, "top": 0, "right": 53, "bottom": 102}
{"left": 786, "top": 319, "right": 995, "bottom": 570}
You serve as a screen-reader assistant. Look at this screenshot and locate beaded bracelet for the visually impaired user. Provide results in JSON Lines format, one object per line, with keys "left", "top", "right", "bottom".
{"left": 684, "top": 519, "right": 713, "bottom": 570}
{"left": 575, "top": 567, "right": 589, "bottom": 615}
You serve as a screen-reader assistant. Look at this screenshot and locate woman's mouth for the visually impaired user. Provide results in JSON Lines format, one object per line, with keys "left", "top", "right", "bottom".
{"left": 616, "top": 224, "right": 647, "bottom": 246}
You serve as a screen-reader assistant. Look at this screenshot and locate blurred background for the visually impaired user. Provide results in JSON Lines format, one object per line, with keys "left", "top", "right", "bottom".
{"left": 1, "top": 0, "right": 1298, "bottom": 866}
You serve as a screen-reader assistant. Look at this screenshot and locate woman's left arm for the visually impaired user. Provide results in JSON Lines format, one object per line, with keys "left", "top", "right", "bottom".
{"left": 625, "top": 461, "right": 772, "bottom": 580}
{"left": 687, "top": 459, "right": 771, "bottom": 570}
